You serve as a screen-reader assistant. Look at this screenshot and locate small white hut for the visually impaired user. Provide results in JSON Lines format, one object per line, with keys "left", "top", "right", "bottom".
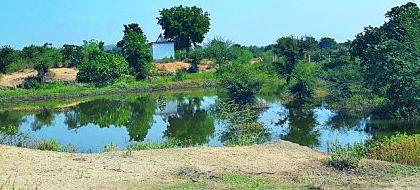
{"left": 151, "top": 34, "right": 175, "bottom": 61}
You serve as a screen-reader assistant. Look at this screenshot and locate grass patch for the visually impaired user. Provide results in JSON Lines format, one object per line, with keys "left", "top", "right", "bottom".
{"left": 36, "top": 139, "right": 62, "bottom": 151}
{"left": 166, "top": 173, "right": 308, "bottom": 190}
{"left": 366, "top": 134, "right": 420, "bottom": 166}
{"left": 127, "top": 140, "right": 181, "bottom": 151}
{"left": 0, "top": 72, "right": 215, "bottom": 103}
{"left": 328, "top": 143, "right": 365, "bottom": 171}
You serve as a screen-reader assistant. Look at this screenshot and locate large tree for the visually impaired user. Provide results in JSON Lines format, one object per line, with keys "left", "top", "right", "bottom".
{"left": 351, "top": 2, "right": 420, "bottom": 118}
{"left": 117, "top": 23, "right": 152, "bottom": 79}
{"left": 157, "top": 6, "right": 211, "bottom": 51}
{"left": 273, "top": 36, "right": 300, "bottom": 83}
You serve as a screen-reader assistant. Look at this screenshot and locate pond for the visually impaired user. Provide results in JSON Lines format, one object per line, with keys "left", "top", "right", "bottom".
{"left": 0, "top": 90, "right": 418, "bottom": 153}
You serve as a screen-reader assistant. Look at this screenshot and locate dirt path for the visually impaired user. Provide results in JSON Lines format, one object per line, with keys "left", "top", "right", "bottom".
{"left": 0, "top": 141, "right": 418, "bottom": 190}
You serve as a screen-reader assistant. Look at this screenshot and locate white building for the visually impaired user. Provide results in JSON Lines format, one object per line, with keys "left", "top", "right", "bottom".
{"left": 151, "top": 34, "right": 175, "bottom": 61}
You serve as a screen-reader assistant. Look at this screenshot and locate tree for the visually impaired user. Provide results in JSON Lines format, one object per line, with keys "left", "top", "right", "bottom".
{"left": 289, "top": 61, "right": 319, "bottom": 105}
{"left": 77, "top": 53, "right": 130, "bottom": 85}
{"left": 0, "top": 46, "right": 20, "bottom": 73}
{"left": 351, "top": 2, "right": 420, "bottom": 118}
{"left": 117, "top": 23, "right": 152, "bottom": 79}
{"left": 273, "top": 37, "right": 300, "bottom": 83}
{"left": 299, "top": 36, "right": 318, "bottom": 62}
{"left": 22, "top": 43, "right": 62, "bottom": 80}
{"left": 318, "top": 37, "right": 338, "bottom": 50}
{"left": 203, "top": 38, "right": 252, "bottom": 67}
{"left": 61, "top": 44, "right": 83, "bottom": 67}
{"left": 157, "top": 6, "right": 211, "bottom": 51}
{"left": 216, "top": 62, "right": 264, "bottom": 104}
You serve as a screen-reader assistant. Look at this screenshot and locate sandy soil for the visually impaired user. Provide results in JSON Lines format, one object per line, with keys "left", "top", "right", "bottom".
{"left": 0, "top": 141, "right": 418, "bottom": 190}
{"left": 46, "top": 68, "right": 78, "bottom": 82}
{"left": 154, "top": 61, "right": 215, "bottom": 73}
{"left": 0, "top": 70, "right": 37, "bottom": 89}
{"left": 0, "top": 68, "right": 78, "bottom": 89}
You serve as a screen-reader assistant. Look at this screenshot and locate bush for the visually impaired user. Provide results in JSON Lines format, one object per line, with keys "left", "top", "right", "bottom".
{"left": 127, "top": 139, "right": 181, "bottom": 151}
{"left": 173, "top": 69, "right": 187, "bottom": 81}
{"left": 20, "top": 77, "right": 43, "bottom": 89}
{"left": 328, "top": 143, "right": 365, "bottom": 170}
{"left": 216, "top": 62, "right": 264, "bottom": 104}
{"left": 289, "top": 61, "right": 319, "bottom": 104}
{"left": 36, "top": 139, "right": 62, "bottom": 151}
{"left": 77, "top": 53, "right": 130, "bottom": 85}
{"left": 366, "top": 134, "right": 420, "bottom": 166}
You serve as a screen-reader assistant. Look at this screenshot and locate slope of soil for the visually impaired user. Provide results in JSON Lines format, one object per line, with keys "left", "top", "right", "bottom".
{"left": 0, "top": 141, "right": 418, "bottom": 190}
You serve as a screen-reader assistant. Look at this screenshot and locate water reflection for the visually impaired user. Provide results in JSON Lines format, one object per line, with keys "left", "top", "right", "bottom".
{"left": 279, "top": 106, "right": 320, "bottom": 148}
{"left": 0, "top": 92, "right": 418, "bottom": 153}
{"left": 165, "top": 97, "right": 215, "bottom": 146}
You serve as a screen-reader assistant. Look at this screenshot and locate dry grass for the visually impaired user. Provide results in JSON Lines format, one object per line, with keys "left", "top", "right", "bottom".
{"left": 0, "top": 69, "right": 36, "bottom": 89}
{"left": 0, "top": 68, "right": 79, "bottom": 89}
{"left": 0, "top": 141, "right": 418, "bottom": 189}
{"left": 47, "top": 68, "right": 78, "bottom": 82}
{"left": 154, "top": 62, "right": 191, "bottom": 73}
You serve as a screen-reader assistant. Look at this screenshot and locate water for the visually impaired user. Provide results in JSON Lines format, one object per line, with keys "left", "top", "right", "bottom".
{"left": 0, "top": 90, "right": 418, "bottom": 153}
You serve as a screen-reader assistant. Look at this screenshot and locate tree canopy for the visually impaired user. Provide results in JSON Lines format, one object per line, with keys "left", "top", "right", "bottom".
{"left": 157, "top": 6, "right": 211, "bottom": 51}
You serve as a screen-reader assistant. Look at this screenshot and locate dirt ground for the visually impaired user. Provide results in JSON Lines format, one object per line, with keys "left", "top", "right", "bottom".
{"left": 0, "top": 70, "right": 37, "bottom": 89}
{"left": 154, "top": 61, "right": 215, "bottom": 73}
{"left": 0, "top": 141, "right": 418, "bottom": 190}
{"left": 0, "top": 62, "right": 213, "bottom": 89}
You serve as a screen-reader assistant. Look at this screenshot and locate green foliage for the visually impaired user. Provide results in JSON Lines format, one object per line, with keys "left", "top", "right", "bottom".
{"left": 216, "top": 62, "right": 264, "bottom": 104}
{"left": 217, "top": 100, "right": 269, "bottom": 146}
{"left": 157, "top": 6, "right": 211, "bottom": 51}
{"left": 328, "top": 143, "right": 366, "bottom": 171}
{"left": 289, "top": 61, "right": 319, "bottom": 104}
{"left": 20, "top": 77, "right": 43, "bottom": 89}
{"left": 77, "top": 53, "right": 130, "bottom": 85}
{"left": 0, "top": 46, "right": 21, "bottom": 73}
{"left": 117, "top": 23, "right": 153, "bottom": 79}
{"left": 22, "top": 43, "right": 62, "bottom": 80}
{"left": 323, "top": 56, "right": 363, "bottom": 100}
{"left": 351, "top": 2, "right": 420, "bottom": 119}
{"left": 127, "top": 139, "right": 181, "bottom": 151}
{"left": 366, "top": 134, "right": 420, "bottom": 166}
{"left": 81, "top": 40, "right": 104, "bottom": 61}
{"left": 318, "top": 37, "right": 338, "bottom": 50}
{"left": 36, "top": 139, "right": 62, "bottom": 151}
{"left": 61, "top": 44, "right": 83, "bottom": 67}
{"left": 202, "top": 38, "right": 252, "bottom": 67}
{"left": 273, "top": 37, "right": 300, "bottom": 83}
{"left": 173, "top": 69, "right": 187, "bottom": 81}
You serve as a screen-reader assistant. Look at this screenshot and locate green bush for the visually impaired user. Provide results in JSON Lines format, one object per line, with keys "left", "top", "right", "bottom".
{"left": 20, "top": 77, "right": 43, "bottom": 89}
{"left": 366, "top": 134, "right": 420, "bottom": 166}
{"left": 127, "top": 140, "right": 181, "bottom": 151}
{"left": 103, "top": 143, "right": 118, "bottom": 152}
{"left": 173, "top": 69, "right": 187, "bottom": 81}
{"left": 77, "top": 53, "right": 130, "bottom": 85}
{"left": 328, "top": 143, "right": 365, "bottom": 170}
{"left": 216, "top": 62, "right": 264, "bottom": 104}
{"left": 289, "top": 61, "right": 319, "bottom": 104}
{"left": 36, "top": 139, "right": 62, "bottom": 151}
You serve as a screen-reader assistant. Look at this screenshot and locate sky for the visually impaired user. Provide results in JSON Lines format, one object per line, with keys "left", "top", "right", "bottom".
{"left": 0, "top": 0, "right": 416, "bottom": 49}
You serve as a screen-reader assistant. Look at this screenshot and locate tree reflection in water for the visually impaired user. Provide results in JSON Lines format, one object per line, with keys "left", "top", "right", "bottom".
{"left": 165, "top": 97, "right": 215, "bottom": 146}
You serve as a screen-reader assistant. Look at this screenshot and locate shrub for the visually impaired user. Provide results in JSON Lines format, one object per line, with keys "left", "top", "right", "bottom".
{"left": 173, "top": 69, "right": 187, "bottom": 81}
{"left": 328, "top": 143, "right": 365, "bottom": 170}
{"left": 289, "top": 61, "right": 319, "bottom": 104}
{"left": 127, "top": 140, "right": 180, "bottom": 151}
{"left": 20, "top": 77, "right": 43, "bottom": 89}
{"left": 77, "top": 53, "right": 130, "bottom": 85}
{"left": 216, "top": 62, "right": 264, "bottom": 104}
{"left": 36, "top": 139, "right": 62, "bottom": 151}
{"left": 366, "top": 134, "right": 420, "bottom": 166}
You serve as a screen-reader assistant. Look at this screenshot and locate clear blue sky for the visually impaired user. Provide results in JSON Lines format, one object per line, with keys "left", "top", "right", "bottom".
{"left": 0, "top": 0, "right": 415, "bottom": 48}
